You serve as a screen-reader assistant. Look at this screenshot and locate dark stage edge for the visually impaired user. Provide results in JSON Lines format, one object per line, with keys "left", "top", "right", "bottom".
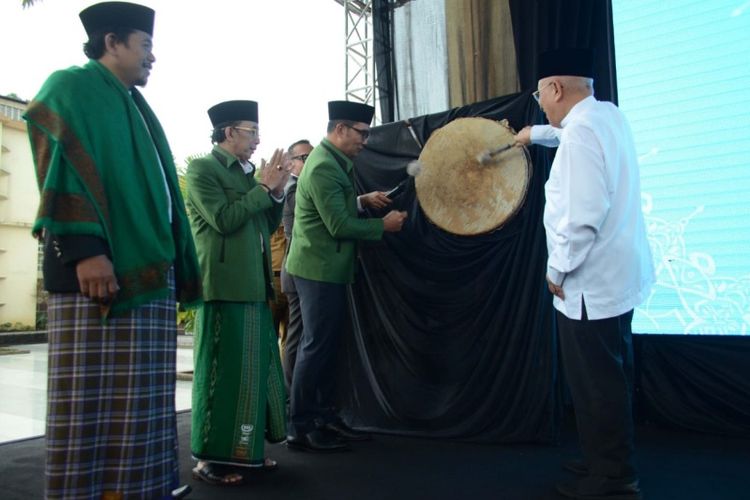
{"left": 2, "top": 411, "right": 748, "bottom": 500}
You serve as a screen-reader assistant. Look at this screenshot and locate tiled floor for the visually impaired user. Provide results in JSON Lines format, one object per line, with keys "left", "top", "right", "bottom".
{"left": 0, "top": 343, "right": 194, "bottom": 443}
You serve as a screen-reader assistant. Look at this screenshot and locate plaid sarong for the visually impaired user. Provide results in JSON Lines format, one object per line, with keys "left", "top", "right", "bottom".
{"left": 46, "top": 275, "right": 179, "bottom": 500}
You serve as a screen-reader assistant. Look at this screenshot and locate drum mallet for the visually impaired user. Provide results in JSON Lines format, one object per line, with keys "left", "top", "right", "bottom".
{"left": 476, "top": 143, "right": 516, "bottom": 166}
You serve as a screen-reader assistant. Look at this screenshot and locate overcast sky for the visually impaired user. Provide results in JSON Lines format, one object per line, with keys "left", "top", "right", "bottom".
{"left": 1, "top": 0, "right": 345, "bottom": 166}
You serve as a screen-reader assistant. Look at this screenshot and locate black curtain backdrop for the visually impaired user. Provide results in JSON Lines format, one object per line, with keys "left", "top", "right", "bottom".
{"left": 509, "top": 0, "right": 618, "bottom": 104}
{"left": 337, "top": 92, "right": 559, "bottom": 444}
{"left": 635, "top": 336, "right": 750, "bottom": 437}
{"left": 373, "top": 0, "right": 396, "bottom": 123}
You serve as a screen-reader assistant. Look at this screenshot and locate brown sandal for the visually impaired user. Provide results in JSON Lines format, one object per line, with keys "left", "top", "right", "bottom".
{"left": 191, "top": 462, "right": 244, "bottom": 486}
{"left": 261, "top": 457, "right": 278, "bottom": 471}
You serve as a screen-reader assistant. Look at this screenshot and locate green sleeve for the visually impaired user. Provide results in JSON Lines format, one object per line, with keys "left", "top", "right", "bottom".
{"left": 265, "top": 197, "right": 284, "bottom": 235}
{"left": 186, "top": 160, "right": 273, "bottom": 235}
{"left": 309, "top": 162, "right": 384, "bottom": 241}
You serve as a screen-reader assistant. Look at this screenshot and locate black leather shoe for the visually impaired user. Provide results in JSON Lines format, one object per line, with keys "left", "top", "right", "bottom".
{"left": 286, "top": 429, "right": 351, "bottom": 453}
{"left": 171, "top": 484, "right": 192, "bottom": 498}
{"left": 556, "top": 475, "right": 641, "bottom": 500}
{"left": 323, "top": 421, "right": 372, "bottom": 441}
{"left": 563, "top": 458, "right": 589, "bottom": 475}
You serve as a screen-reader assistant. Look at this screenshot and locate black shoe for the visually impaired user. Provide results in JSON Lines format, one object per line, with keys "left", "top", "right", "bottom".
{"left": 556, "top": 475, "right": 641, "bottom": 500}
{"left": 323, "top": 420, "right": 372, "bottom": 441}
{"left": 171, "top": 484, "right": 192, "bottom": 498}
{"left": 563, "top": 459, "right": 589, "bottom": 475}
{"left": 285, "top": 429, "right": 351, "bottom": 453}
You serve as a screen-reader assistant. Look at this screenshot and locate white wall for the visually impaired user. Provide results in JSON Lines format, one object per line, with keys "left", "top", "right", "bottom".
{"left": 0, "top": 105, "right": 40, "bottom": 327}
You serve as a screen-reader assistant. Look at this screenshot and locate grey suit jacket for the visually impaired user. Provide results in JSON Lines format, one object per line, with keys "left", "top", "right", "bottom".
{"left": 280, "top": 177, "right": 298, "bottom": 293}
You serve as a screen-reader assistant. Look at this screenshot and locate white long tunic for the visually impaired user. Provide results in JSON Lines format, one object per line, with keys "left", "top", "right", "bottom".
{"left": 531, "top": 96, "right": 655, "bottom": 320}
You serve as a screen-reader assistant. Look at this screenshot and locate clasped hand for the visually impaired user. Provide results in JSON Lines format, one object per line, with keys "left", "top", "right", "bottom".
{"left": 259, "top": 148, "right": 290, "bottom": 196}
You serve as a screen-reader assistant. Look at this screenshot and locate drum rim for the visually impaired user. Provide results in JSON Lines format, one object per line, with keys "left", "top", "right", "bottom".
{"left": 415, "top": 118, "right": 533, "bottom": 236}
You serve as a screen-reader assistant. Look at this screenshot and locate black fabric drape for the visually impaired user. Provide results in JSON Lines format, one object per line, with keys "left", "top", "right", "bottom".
{"left": 509, "top": 0, "right": 618, "bottom": 104}
{"left": 635, "top": 335, "right": 750, "bottom": 437}
{"left": 335, "top": 92, "right": 559, "bottom": 444}
{"left": 373, "top": 0, "right": 396, "bottom": 123}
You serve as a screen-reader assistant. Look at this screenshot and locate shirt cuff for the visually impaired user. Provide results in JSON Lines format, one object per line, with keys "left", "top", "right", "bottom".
{"left": 259, "top": 183, "right": 284, "bottom": 203}
{"left": 530, "top": 125, "right": 561, "bottom": 147}
{"left": 547, "top": 268, "right": 566, "bottom": 287}
{"left": 269, "top": 191, "right": 285, "bottom": 203}
{"left": 56, "top": 234, "right": 110, "bottom": 266}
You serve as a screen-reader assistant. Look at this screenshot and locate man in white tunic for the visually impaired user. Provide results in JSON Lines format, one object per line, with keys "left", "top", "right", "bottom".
{"left": 515, "top": 48, "right": 654, "bottom": 500}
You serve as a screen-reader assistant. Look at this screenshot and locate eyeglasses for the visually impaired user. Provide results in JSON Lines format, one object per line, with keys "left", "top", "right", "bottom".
{"left": 343, "top": 124, "right": 370, "bottom": 140}
{"left": 532, "top": 81, "right": 555, "bottom": 103}
{"left": 232, "top": 126, "right": 259, "bottom": 138}
{"left": 291, "top": 154, "right": 309, "bottom": 162}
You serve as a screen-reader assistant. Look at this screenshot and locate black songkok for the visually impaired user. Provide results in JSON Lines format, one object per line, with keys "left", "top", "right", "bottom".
{"left": 79, "top": 2, "right": 155, "bottom": 37}
{"left": 537, "top": 48, "right": 595, "bottom": 80}
{"left": 208, "top": 100, "right": 259, "bottom": 127}
{"left": 328, "top": 100, "right": 375, "bottom": 124}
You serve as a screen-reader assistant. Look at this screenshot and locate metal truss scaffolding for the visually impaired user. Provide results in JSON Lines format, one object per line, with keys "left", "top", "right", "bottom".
{"left": 335, "top": 0, "right": 378, "bottom": 123}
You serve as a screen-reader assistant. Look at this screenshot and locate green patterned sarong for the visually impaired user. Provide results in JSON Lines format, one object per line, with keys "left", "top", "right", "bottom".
{"left": 191, "top": 301, "right": 286, "bottom": 466}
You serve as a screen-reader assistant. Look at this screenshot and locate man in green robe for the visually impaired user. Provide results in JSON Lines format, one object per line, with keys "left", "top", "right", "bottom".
{"left": 285, "top": 101, "right": 408, "bottom": 452}
{"left": 24, "top": 3, "right": 201, "bottom": 499}
{"left": 186, "top": 100, "right": 289, "bottom": 485}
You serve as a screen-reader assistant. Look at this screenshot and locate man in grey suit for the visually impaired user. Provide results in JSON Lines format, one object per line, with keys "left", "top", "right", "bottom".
{"left": 280, "top": 139, "right": 314, "bottom": 388}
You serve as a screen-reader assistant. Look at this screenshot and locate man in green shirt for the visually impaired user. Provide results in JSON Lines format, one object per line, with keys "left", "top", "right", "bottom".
{"left": 186, "top": 100, "right": 289, "bottom": 484}
{"left": 285, "top": 101, "right": 407, "bottom": 452}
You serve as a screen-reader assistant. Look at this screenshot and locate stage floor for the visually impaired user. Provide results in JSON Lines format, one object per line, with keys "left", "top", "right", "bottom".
{"left": 2, "top": 410, "right": 748, "bottom": 499}
{"left": 2, "top": 342, "right": 748, "bottom": 499}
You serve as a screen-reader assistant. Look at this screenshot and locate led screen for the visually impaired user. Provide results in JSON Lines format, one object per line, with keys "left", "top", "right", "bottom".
{"left": 613, "top": 1, "right": 750, "bottom": 334}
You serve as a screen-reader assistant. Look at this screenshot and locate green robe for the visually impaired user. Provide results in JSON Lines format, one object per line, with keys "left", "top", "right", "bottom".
{"left": 185, "top": 146, "right": 282, "bottom": 301}
{"left": 186, "top": 146, "right": 286, "bottom": 465}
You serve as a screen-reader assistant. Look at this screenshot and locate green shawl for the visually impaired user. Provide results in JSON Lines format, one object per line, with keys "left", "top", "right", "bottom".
{"left": 25, "top": 60, "right": 201, "bottom": 315}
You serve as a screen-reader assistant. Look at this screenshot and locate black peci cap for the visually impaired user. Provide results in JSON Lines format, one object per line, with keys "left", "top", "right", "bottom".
{"left": 207, "top": 100, "right": 259, "bottom": 127}
{"left": 79, "top": 2, "right": 155, "bottom": 37}
{"left": 537, "top": 48, "right": 595, "bottom": 80}
{"left": 328, "top": 100, "right": 375, "bottom": 124}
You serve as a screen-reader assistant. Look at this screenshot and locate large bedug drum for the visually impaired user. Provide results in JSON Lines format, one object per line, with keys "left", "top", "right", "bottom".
{"left": 415, "top": 117, "right": 531, "bottom": 235}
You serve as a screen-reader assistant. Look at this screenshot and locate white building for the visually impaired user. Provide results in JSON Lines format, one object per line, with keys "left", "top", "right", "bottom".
{"left": 0, "top": 95, "right": 40, "bottom": 328}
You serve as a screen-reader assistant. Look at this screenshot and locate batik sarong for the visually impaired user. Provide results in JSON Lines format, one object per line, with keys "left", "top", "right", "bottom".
{"left": 191, "top": 301, "right": 286, "bottom": 466}
{"left": 46, "top": 285, "right": 179, "bottom": 499}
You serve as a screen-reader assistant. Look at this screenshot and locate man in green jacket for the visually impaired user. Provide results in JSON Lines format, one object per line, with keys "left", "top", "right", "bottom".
{"left": 186, "top": 100, "right": 289, "bottom": 484}
{"left": 285, "top": 100, "right": 407, "bottom": 452}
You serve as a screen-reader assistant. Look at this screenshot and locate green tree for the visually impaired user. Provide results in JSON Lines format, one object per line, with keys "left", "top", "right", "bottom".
{"left": 175, "top": 152, "right": 206, "bottom": 333}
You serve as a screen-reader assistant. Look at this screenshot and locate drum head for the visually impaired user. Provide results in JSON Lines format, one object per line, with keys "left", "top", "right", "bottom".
{"left": 415, "top": 117, "right": 531, "bottom": 235}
